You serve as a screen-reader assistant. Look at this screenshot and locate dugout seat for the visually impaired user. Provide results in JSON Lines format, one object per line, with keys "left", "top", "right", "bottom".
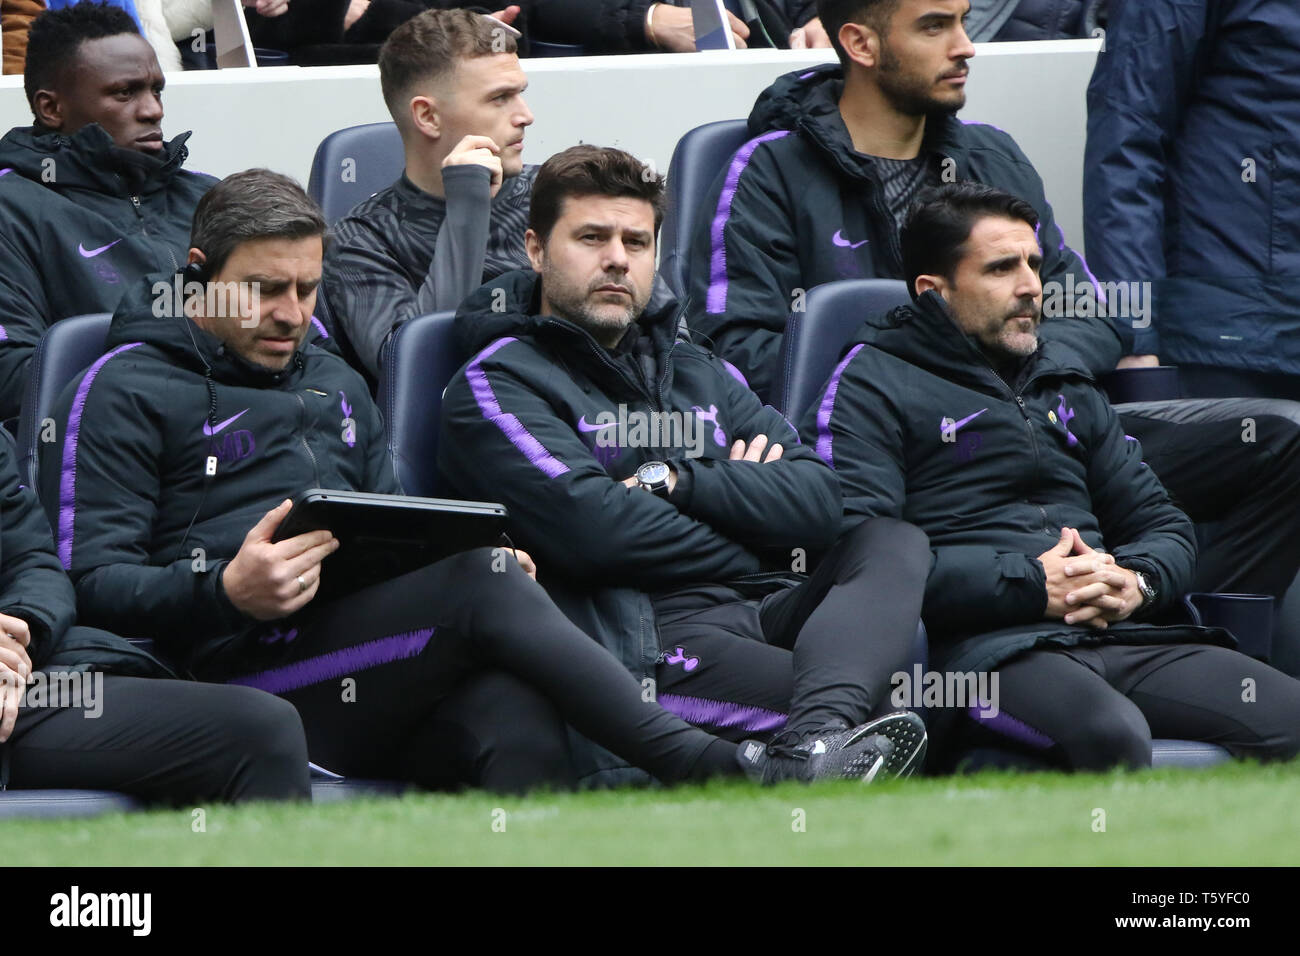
{"left": 18, "top": 312, "right": 113, "bottom": 490}
{"left": 660, "top": 119, "right": 751, "bottom": 299}
{"left": 0, "top": 789, "right": 142, "bottom": 820}
{"left": 307, "top": 122, "right": 405, "bottom": 226}
{"left": 380, "top": 310, "right": 461, "bottom": 497}
{"left": 773, "top": 279, "right": 912, "bottom": 421}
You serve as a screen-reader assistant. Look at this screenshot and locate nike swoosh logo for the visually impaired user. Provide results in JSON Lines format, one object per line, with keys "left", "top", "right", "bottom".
{"left": 941, "top": 408, "right": 988, "bottom": 437}
{"left": 203, "top": 409, "right": 250, "bottom": 436}
{"left": 576, "top": 415, "right": 617, "bottom": 433}
{"left": 78, "top": 239, "right": 123, "bottom": 258}
{"left": 832, "top": 229, "right": 869, "bottom": 250}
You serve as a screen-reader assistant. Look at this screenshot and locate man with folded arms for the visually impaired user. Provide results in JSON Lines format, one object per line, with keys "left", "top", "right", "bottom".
{"left": 440, "top": 145, "right": 930, "bottom": 784}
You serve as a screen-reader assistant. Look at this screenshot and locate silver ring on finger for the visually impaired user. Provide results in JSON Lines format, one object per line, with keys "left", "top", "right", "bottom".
{"left": 297, "top": 574, "right": 308, "bottom": 594}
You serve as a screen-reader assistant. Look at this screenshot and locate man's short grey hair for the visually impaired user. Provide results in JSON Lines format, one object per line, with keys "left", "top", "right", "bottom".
{"left": 190, "top": 168, "right": 328, "bottom": 276}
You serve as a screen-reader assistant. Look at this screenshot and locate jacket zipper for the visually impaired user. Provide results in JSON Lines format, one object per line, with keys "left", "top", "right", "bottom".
{"left": 295, "top": 392, "right": 321, "bottom": 485}
{"left": 868, "top": 181, "right": 903, "bottom": 273}
{"left": 968, "top": 346, "right": 1051, "bottom": 534}
{"left": 128, "top": 194, "right": 178, "bottom": 271}
{"left": 544, "top": 319, "right": 660, "bottom": 409}
{"left": 1012, "top": 393, "right": 1050, "bottom": 532}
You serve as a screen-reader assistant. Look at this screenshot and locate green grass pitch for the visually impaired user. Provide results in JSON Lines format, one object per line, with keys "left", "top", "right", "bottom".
{"left": 7, "top": 760, "right": 1300, "bottom": 866}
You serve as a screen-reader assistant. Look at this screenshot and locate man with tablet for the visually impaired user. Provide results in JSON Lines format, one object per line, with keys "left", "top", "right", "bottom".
{"left": 44, "top": 167, "right": 919, "bottom": 791}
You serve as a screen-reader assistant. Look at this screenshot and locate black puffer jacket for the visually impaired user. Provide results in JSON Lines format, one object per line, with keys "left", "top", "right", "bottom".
{"left": 0, "top": 124, "right": 215, "bottom": 422}
{"left": 439, "top": 269, "right": 842, "bottom": 784}
{"left": 801, "top": 290, "right": 1230, "bottom": 677}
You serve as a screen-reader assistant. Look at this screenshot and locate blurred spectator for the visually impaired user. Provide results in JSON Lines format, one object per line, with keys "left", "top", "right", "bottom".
{"left": 0, "top": 1, "right": 215, "bottom": 422}
{"left": 1, "top": 0, "right": 46, "bottom": 74}
{"left": 1085, "top": 0, "right": 1300, "bottom": 400}
{"left": 965, "top": 0, "right": 1107, "bottom": 41}
{"left": 527, "top": 0, "right": 751, "bottom": 51}
{"left": 243, "top": 0, "right": 514, "bottom": 65}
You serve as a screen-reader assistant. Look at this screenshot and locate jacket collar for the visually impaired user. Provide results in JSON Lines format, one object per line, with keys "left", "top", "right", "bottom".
{"left": 855, "top": 290, "right": 1092, "bottom": 393}
{"left": 0, "top": 124, "right": 195, "bottom": 197}
{"left": 748, "top": 64, "right": 968, "bottom": 184}
{"left": 454, "top": 270, "right": 689, "bottom": 402}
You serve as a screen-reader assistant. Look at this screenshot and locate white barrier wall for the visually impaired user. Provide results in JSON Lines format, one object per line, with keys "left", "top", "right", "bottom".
{"left": 0, "top": 39, "right": 1100, "bottom": 252}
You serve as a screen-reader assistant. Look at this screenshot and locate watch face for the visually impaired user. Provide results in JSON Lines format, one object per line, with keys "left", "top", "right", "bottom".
{"left": 638, "top": 461, "right": 670, "bottom": 484}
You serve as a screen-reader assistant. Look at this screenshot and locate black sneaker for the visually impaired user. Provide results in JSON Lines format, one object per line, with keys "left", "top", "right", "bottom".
{"left": 853, "top": 711, "right": 927, "bottom": 778}
{"left": 736, "top": 711, "right": 927, "bottom": 785}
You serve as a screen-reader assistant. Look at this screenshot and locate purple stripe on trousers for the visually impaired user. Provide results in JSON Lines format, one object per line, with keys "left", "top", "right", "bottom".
{"left": 57, "top": 342, "right": 144, "bottom": 569}
{"left": 466, "top": 336, "right": 570, "bottom": 478}
{"left": 705, "top": 130, "right": 790, "bottom": 315}
{"left": 815, "top": 343, "right": 864, "bottom": 469}
{"left": 229, "top": 627, "right": 437, "bottom": 694}
{"left": 310, "top": 316, "right": 329, "bottom": 339}
{"left": 658, "top": 692, "right": 787, "bottom": 734}
{"left": 968, "top": 705, "right": 1054, "bottom": 750}
{"left": 0, "top": 168, "right": 11, "bottom": 177}
{"left": 0, "top": 325, "right": 7, "bottom": 341}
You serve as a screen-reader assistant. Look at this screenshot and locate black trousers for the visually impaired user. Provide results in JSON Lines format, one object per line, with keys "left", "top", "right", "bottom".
{"left": 653, "top": 518, "right": 930, "bottom": 739}
{"left": 1120, "top": 398, "right": 1300, "bottom": 674}
{"left": 210, "top": 549, "right": 738, "bottom": 788}
{"left": 5, "top": 660, "right": 310, "bottom": 804}
{"left": 956, "top": 642, "right": 1300, "bottom": 771}
{"left": 406, "top": 669, "right": 576, "bottom": 793}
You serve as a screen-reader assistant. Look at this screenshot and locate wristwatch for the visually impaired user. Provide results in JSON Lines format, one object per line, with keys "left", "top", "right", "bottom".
{"left": 1134, "top": 570, "right": 1158, "bottom": 609}
{"left": 635, "top": 460, "right": 672, "bottom": 497}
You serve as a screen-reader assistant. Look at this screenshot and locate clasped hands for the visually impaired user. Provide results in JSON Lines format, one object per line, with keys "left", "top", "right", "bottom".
{"left": 1037, "top": 526, "right": 1143, "bottom": 629}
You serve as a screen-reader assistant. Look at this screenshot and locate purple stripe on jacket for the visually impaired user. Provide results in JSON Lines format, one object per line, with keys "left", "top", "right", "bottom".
{"left": 466, "top": 337, "right": 570, "bottom": 479}
{"left": 658, "top": 692, "right": 787, "bottom": 734}
{"left": 815, "top": 344, "right": 865, "bottom": 469}
{"left": 229, "top": 627, "right": 437, "bottom": 694}
{"left": 57, "top": 343, "right": 144, "bottom": 569}
{"left": 706, "top": 130, "right": 791, "bottom": 314}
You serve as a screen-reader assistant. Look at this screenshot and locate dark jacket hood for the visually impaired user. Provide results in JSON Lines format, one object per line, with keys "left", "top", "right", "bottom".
{"left": 0, "top": 124, "right": 195, "bottom": 196}
{"left": 748, "top": 64, "right": 962, "bottom": 186}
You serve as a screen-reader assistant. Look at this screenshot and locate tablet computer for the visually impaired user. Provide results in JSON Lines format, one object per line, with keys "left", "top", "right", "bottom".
{"left": 272, "top": 489, "right": 508, "bottom": 601}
